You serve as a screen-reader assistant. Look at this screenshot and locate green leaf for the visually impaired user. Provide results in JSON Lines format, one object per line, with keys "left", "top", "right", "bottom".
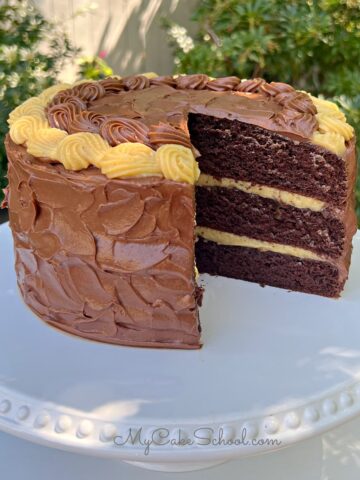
{"left": 0, "top": 0, "right": 78, "bottom": 201}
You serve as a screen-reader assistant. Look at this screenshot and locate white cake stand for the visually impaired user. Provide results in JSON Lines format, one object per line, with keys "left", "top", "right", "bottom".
{"left": 1, "top": 222, "right": 360, "bottom": 472}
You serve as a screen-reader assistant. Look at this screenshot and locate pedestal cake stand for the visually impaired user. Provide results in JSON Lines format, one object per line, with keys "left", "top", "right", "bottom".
{"left": 1, "top": 223, "right": 360, "bottom": 472}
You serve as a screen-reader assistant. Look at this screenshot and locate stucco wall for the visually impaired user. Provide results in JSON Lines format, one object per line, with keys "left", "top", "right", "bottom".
{"left": 34, "top": 0, "right": 198, "bottom": 80}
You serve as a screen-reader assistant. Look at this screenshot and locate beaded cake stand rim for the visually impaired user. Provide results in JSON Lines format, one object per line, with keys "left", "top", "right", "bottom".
{"left": 1, "top": 222, "right": 360, "bottom": 471}
{"left": 1, "top": 375, "right": 360, "bottom": 463}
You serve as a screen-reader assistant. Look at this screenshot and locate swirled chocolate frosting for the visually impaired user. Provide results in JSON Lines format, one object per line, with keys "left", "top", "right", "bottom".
{"left": 46, "top": 75, "right": 320, "bottom": 147}
{"left": 6, "top": 136, "right": 201, "bottom": 348}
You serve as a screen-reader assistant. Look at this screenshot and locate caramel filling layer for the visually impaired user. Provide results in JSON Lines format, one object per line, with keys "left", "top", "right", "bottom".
{"left": 196, "top": 226, "right": 325, "bottom": 261}
{"left": 197, "top": 174, "right": 326, "bottom": 211}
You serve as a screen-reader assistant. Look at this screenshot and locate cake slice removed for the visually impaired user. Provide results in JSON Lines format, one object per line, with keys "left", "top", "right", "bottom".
{"left": 190, "top": 114, "right": 357, "bottom": 297}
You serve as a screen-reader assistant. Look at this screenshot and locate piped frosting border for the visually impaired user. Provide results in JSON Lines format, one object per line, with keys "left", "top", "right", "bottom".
{"left": 7, "top": 75, "right": 355, "bottom": 183}
{"left": 8, "top": 78, "right": 199, "bottom": 184}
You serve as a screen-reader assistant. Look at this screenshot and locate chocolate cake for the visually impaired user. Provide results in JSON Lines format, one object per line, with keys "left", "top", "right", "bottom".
{"left": 4, "top": 74, "right": 357, "bottom": 349}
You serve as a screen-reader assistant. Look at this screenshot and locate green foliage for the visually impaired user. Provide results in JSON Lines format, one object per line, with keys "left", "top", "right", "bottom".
{"left": 77, "top": 55, "right": 113, "bottom": 80}
{"left": 0, "top": 0, "right": 78, "bottom": 194}
{"left": 166, "top": 0, "right": 360, "bottom": 221}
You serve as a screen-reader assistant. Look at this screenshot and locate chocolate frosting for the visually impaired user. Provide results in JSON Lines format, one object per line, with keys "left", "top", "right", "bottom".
{"left": 6, "top": 136, "right": 201, "bottom": 349}
{"left": 46, "top": 74, "right": 320, "bottom": 147}
{"left": 6, "top": 74, "right": 357, "bottom": 349}
{"left": 68, "top": 111, "right": 106, "bottom": 134}
{"left": 47, "top": 102, "right": 83, "bottom": 130}
{"left": 150, "top": 75, "right": 177, "bottom": 88}
{"left": 148, "top": 123, "right": 193, "bottom": 149}
{"left": 207, "top": 76, "right": 241, "bottom": 91}
{"left": 99, "top": 77, "right": 126, "bottom": 93}
{"left": 72, "top": 81, "right": 106, "bottom": 101}
{"left": 100, "top": 117, "right": 150, "bottom": 146}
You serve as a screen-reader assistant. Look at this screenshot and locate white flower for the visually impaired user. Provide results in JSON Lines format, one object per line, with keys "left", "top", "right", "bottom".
{"left": 168, "top": 24, "right": 194, "bottom": 54}
{"left": 19, "top": 48, "right": 35, "bottom": 62}
{"left": 8, "top": 72, "right": 20, "bottom": 88}
{"left": 1, "top": 45, "right": 18, "bottom": 63}
{"left": 33, "top": 67, "right": 48, "bottom": 80}
{"left": 0, "top": 85, "right": 6, "bottom": 101}
{"left": 0, "top": 19, "right": 12, "bottom": 30}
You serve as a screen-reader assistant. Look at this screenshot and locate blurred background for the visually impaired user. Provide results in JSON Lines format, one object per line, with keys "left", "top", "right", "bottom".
{"left": 1, "top": 0, "right": 359, "bottom": 223}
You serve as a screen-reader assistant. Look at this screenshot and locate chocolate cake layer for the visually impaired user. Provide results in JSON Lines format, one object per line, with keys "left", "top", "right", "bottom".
{"left": 6, "top": 136, "right": 201, "bottom": 349}
{"left": 196, "top": 185, "right": 356, "bottom": 257}
{"left": 196, "top": 237, "right": 347, "bottom": 297}
{"left": 189, "top": 114, "right": 356, "bottom": 206}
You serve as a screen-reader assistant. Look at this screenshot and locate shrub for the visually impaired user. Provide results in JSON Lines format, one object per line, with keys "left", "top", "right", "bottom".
{"left": 77, "top": 52, "right": 113, "bottom": 80}
{"left": 166, "top": 0, "right": 360, "bottom": 221}
{"left": 0, "top": 0, "right": 78, "bottom": 194}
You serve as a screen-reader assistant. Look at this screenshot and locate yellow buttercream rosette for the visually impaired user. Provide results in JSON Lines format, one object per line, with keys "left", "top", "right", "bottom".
{"left": 310, "top": 96, "right": 346, "bottom": 121}
{"left": 316, "top": 113, "right": 354, "bottom": 141}
{"left": 312, "top": 132, "right": 346, "bottom": 157}
{"left": 9, "top": 115, "right": 50, "bottom": 145}
{"left": 8, "top": 97, "right": 47, "bottom": 126}
{"left": 99, "top": 143, "right": 161, "bottom": 178}
{"left": 38, "top": 83, "right": 72, "bottom": 104}
{"left": 27, "top": 128, "right": 68, "bottom": 160}
{"left": 141, "top": 72, "right": 159, "bottom": 79}
{"left": 55, "top": 133, "right": 111, "bottom": 170}
{"left": 155, "top": 144, "right": 200, "bottom": 184}
{"left": 308, "top": 94, "right": 354, "bottom": 156}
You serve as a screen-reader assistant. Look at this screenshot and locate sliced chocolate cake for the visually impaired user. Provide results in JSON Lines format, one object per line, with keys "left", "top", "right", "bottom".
{"left": 192, "top": 114, "right": 357, "bottom": 297}
{"left": 4, "top": 74, "right": 357, "bottom": 349}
